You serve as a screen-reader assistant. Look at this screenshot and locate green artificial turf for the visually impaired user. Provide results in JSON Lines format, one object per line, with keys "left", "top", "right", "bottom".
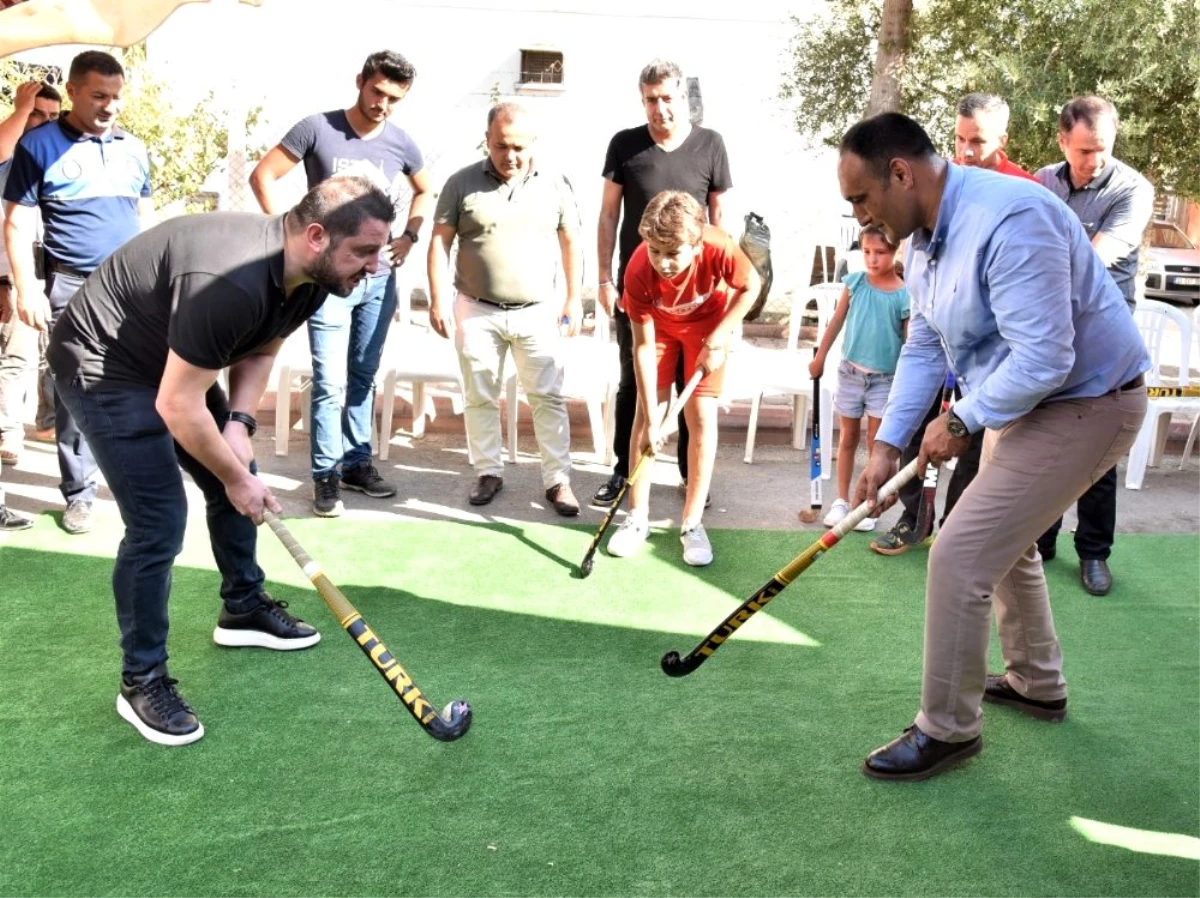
{"left": 1, "top": 518, "right": 1197, "bottom": 897}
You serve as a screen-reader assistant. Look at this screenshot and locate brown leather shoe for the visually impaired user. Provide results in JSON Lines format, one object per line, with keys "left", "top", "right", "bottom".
{"left": 468, "top": 475, "right": 503, "bottom": 506}
{"left": 862, "top": 725, "right": 981, "bottom": 781}
{"left": 983, "top": 674, "right": 1067, "bottom": 722}
{"left": 545, "top": 483, "right": 580, "bottom": 516}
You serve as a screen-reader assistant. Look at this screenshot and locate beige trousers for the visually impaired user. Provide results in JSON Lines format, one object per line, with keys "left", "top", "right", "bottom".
{"left": 453, "top": 292, "right": 572, "bottom": 489}
{"left": 916, "top": 387, "right": 1147, "bottom": 742}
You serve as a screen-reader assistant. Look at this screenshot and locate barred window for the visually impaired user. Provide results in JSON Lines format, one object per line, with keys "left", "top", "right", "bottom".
{"left": 519, "top": 50, "right": 563, "bottom": 85}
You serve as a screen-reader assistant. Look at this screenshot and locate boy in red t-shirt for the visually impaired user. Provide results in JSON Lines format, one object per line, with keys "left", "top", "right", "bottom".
{"left": 606, "top": 190, "right": 759, "bottom": 566}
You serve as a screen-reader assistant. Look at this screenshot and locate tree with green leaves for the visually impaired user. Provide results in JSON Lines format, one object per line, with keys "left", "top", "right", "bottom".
{"left": 781, "top": 0, "right": 1200, "bottom": 200}
{"left": 1, "top": 44, "right": 260, "bottom": 212}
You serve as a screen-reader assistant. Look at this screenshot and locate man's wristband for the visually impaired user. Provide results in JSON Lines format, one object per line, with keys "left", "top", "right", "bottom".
{"left": 222, "top": 410, "right": 258, "bottom": 437}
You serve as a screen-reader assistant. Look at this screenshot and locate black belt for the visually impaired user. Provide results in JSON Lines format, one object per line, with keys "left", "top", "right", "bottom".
{"left": 468, "top": 294, "right": 538, "bottom": 311}
{"left": 1117, "top": 373, "right": 1145, "bottom": 392}
{"left": 49, "top": 262, "right": 90, "bottom": 280}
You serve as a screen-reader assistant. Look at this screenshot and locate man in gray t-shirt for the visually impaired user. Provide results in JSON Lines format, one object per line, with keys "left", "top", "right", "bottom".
{"left": 250, "top": 50, "right": 432, "bottom": 518}
{"left": 1034, "top": 96, "right": 1154, "bottom": 597}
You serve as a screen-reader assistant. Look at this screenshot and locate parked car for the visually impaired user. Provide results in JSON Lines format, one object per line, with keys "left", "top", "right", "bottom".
{"left": 1143, "top": 221, "right": 1200, "bottom": 306}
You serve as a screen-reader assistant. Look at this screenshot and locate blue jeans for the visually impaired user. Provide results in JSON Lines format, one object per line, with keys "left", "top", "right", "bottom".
{"left": 307, "top": 271, "right": 397, "bottom": 479}
{"left": 47, "top": 272, "right": 98, "bottom": 503}
{"left": 56, "top": 376, "right": 266, "bottom": 677}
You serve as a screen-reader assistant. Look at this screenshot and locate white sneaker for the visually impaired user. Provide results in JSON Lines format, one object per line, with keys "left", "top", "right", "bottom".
{"left": 822, "top": 498, "right": 851, "bottom": 527}
{"left": 854, "top": 516, "right": 877, "bottom": 532}
{"left": 680, "top": 523, "right": 714, "bottom": 566}
{"left": 607, "top": 516, "right": 649, "bottom": 557}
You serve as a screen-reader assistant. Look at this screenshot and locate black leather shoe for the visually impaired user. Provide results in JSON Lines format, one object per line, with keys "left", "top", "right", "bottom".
{"left": 592, "top": 473, "right": 626, "bottom": 506}
{"left": 862, "top": 725, "right": 982, "bottom": 781}
{"left": 1080, "top": 558, "right": 1112, "bottom": 595}
{"left": 469, "top": 474, "right": 504, "bottom": 506}
{"left": 983, "top": 674, "right": 1067, "bottom": 722}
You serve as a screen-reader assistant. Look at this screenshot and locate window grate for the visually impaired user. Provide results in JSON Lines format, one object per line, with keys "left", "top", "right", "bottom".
{"left": 519, "top": 50, "right": 564, "bottom": 85}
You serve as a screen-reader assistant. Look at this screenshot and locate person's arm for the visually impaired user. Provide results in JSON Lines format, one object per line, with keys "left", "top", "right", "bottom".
{"left": 1091, "top": 178, "right": 1155, "bottom": 269}
{"left": 3, "top": 201, "right": 49, "bottom": 331}
{"left": 426, "top": 221, "right": 457, "bottom": 339}
{"left": 629, "top": 314, "right": 661, "bottom": 446}
{"left": 696, "top": 265, "right": 760, "bottom": 376}
{"left": 248, "top": 144, "right": 301, "bottom": 214}
{"left": 558, "top": 226, "right": 583, "bottom": 337}
{"left": 0, "top": 83, "right": 40, "bottom": 164}
{"left": 596, "top": 178, "right": 622, "bottom": 317}
{"left": 388, "top": 167, "right": 434, "bottom": 267}
{"left": 808, "top": 286, "right": 850, "bottom": 379}
{"left": 707, "top": 189, "right": 727, "bottom": 229}
{"left": 0, "top": 0, "right": 263, "bottom": 58}
{"left": 156, "top": 349, "right": 280, "bottom": 522}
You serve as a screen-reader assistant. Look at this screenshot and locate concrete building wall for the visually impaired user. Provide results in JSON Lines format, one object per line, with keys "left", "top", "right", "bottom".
{"left": 147, "top": 0, "right": 850, "bottom": 309}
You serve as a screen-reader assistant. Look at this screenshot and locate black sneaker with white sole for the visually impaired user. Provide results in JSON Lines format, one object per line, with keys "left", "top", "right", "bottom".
{"left": 313, "top": 474, "right": 343, "bottom": 517}
{"left": 213, "top": 593, "right": 321, "bottom": 650}
{"left": 340, "top": 463, "right": 396, "bottom": 498}
{"left": 116, "top": 671, "right": 204, "bottom": 746}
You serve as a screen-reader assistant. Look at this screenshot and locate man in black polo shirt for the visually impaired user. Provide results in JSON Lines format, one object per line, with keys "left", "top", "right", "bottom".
{"left": 592, "top": 59, "right": 732, "bottom": 507}
{"left": 47, "top": 175, "right": 395, "bottom": 747}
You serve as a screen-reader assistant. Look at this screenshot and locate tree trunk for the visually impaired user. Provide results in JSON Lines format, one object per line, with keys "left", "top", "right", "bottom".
{"left": 866, "top": 0, "right": 913, "bottom": 115}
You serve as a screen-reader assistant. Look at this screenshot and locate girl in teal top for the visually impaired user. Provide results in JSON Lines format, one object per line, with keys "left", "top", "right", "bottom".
{"left": 808, "top": 226, "right": 910, "bottom": 530}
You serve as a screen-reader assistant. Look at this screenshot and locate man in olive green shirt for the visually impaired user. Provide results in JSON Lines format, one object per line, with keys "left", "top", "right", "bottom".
{"left": 428, "top": 102, "right": 582, "bottom": 515}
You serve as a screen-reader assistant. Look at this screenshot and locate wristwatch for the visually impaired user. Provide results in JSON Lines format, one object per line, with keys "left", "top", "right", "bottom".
{"left": 401, "top": 228, "right": 420, "bottom": 244}
{"left": 946, "top": 409, "right": 969, "bottom": 438}
{"left": 223, "top": 410, "right": 258, "bottom": 437}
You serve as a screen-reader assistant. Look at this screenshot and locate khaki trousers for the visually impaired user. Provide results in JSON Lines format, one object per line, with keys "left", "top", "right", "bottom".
{"left": 916, "top": 387, "right": 1147, "bottom": 742}
{"left": 453, "top": 292, "right": 572, "bottom": 489}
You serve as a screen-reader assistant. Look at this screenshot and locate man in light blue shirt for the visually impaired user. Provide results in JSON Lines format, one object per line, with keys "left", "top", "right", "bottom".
{"left": 839, "top": 113, "right": 1148, "bottom": 782}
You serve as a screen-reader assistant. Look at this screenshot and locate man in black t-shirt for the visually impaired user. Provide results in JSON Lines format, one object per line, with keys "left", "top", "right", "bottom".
{"left": 47, "top": 175, "right": 395, "bottom": 747}
{"left": 592, "top": 60, "right": 733, "bottom": 506}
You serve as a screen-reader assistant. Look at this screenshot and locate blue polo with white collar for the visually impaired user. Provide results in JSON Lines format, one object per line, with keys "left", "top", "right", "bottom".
{"left": 3, "top": 117, "right": 151, "bottom": 274}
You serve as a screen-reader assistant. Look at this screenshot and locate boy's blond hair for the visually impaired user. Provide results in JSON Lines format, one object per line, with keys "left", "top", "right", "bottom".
{"left": 638, "top": 191, "right": 705, "bottom": 248}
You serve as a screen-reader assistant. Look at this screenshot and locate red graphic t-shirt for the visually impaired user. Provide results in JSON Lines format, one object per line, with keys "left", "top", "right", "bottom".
{"left": 622, "top": 225, "right": 753, "bottom": 331}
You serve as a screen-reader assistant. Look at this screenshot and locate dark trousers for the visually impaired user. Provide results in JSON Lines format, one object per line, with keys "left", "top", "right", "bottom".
{"left": 896, "top": 390, "right": 982, "bottom": 529}
{"left": 612, "top": 307, "right": 690, "bottom": 480}
{"left": 1037, "top": 466, "right": 1116, "bottom": 560}
{"left": 47, "top": 272, "right": 97, "bottom": 503}
{"left": 56, "top": 377, "right": 266, "bottom": 677}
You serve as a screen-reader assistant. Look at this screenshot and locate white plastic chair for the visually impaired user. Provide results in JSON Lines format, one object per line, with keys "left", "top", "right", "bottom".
{"left": 1124, "top": 299, "right": 1199, "bottom": 489}
{"left": 272, "top": 330, "right": 314, "bottom": 457}
{"left": 735, "top": 270, "right": 839, "bottom": 468}
{"left": 1177, "top": 305, "right": 1200, "bottom": 468}
{"left": 376, "top": 323, "right": 471, "bottom": 462}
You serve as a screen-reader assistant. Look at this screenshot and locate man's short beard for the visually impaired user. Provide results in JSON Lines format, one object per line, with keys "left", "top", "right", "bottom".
{"left": 307, "top": 246, "right": 354, "bottom": 297}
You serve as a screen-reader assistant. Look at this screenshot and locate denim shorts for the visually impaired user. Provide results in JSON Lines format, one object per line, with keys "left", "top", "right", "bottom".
{"left": 834, "top": 359, "right": 894, "bottom": 419}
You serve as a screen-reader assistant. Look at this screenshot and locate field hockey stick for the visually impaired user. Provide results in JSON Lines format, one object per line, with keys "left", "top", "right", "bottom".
{"left": 661, "top": 457, "right": 921, "bottom": 677}
{"left": 263, "top": 511, "right": 472, "bottom": 742}
{"left": 797, "top": 349, "right": 823, "bottom": 523}
{"left": 579, "top": 368, "right": 704, "bottom": 577}
{"left": 914, "top": 371, "right": 956, "bottom": 541}
{"left": 1147, "top": 386, "right": 1200, "bottom": 398}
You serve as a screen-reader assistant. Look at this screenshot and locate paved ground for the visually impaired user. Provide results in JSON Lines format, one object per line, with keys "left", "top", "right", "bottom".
{"left": 4, "top": 393, "right": 1197, "bottom": 541}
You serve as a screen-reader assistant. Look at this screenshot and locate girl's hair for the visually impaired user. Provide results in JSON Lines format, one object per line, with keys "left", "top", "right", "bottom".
{"left": 639, "top": 190, "right": 705, "bottom": 247}
{"left": 858, "top": 225, "right": 898, "bottom": 252}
